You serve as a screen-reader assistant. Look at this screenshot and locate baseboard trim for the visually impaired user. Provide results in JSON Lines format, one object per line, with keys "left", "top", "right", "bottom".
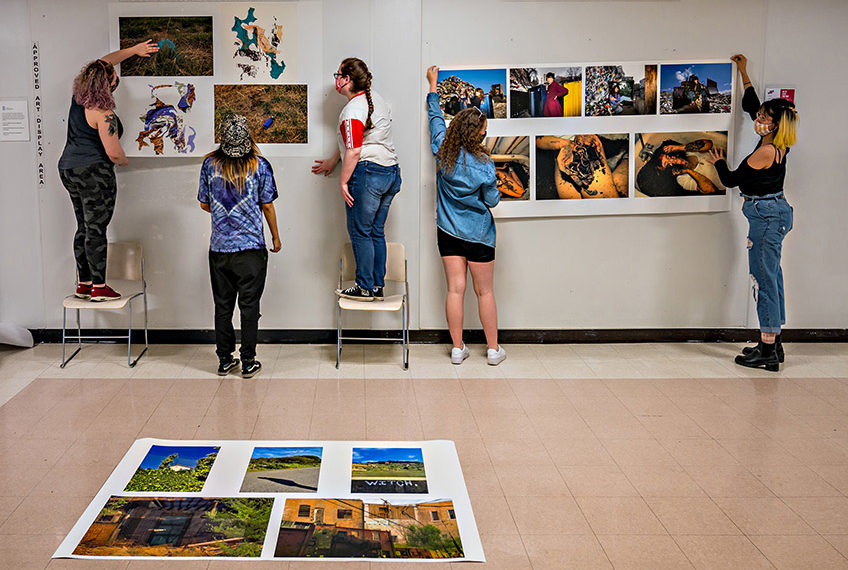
{"left": 29, "top": 328, "right": 848, "bottom": 345}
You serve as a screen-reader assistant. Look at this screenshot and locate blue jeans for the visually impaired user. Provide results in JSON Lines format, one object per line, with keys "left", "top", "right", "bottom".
{"left": 742, "top": 195, "right": 793, "bottom": 333}
{"left": 345, "top": 161, "right": 402, "bottom": 290}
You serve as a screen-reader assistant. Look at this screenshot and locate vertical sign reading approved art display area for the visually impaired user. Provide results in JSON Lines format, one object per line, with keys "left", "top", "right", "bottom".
{"left": 32, "top": 41, "right": 45, "bottom": 188}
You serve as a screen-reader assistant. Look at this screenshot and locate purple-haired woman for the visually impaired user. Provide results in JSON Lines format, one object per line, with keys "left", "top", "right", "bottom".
{"left": 58, "top": 41, "right": 157, "bottom": 302}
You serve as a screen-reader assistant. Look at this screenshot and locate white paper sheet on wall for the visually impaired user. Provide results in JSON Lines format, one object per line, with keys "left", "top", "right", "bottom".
{"left": 109, "top": 2, "right": 322, "bottom": 157}
{"left": 53, "top": 438, "right": 484, "bottom": 562}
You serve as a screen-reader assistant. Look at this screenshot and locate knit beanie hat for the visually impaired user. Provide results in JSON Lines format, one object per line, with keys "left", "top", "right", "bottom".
{"left": 220, "top": 114, "right": 252, "bottom": 158}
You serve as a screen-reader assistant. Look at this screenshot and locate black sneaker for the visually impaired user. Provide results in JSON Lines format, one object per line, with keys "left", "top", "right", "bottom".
{"left": 372, "top": 286, "right": 384, "bottom": 300}
{"left": 217, "top": 357, "right": 240, "bottom": 376}
{"left": 336, "top": 284, "right": 374, "bottom": 301}
{"left": 241, "top": 360, "right": 262, "bottom": 379}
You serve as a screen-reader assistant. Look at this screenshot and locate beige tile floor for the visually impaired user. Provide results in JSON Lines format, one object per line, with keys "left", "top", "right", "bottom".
{"left": 1, "top": 341, "right": 848, "bottom": 569}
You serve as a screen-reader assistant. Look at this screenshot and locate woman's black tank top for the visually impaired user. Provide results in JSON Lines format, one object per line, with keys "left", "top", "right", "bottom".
{"left": 58, "top": 98, "right": 123, "bottom": 169}
{"left": 737, "top": 145, "right": 787, "bottom": 197}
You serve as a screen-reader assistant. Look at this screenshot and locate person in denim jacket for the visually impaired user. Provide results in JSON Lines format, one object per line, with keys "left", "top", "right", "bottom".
{"left": 426, "top": 66, "right": 505, "bottom": 366}
{"left": 707, "top": 54, "right": 799, "bottom": 372}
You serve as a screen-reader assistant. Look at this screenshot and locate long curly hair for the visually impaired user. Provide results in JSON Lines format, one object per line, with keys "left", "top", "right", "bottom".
{"left": 73, "top": 59, "right": 116, "bottom": 110}
{"left": 339, "top": 57, "right": 374, "bottom": 130}
{"left": 436, "top": 107, "right": 489, "bottom": 173}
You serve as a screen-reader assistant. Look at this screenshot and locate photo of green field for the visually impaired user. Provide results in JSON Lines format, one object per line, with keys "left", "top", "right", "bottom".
{"left": 214, "top": 84, "right": 308, "bottom": 144}
{"left": 351, "top": 447, "right": 428, "bottom": 493}
{"left": 119, "top": 16, "right": 213, "bottom": 76}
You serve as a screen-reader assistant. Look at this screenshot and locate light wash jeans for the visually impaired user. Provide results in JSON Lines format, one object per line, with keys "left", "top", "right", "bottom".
{"left": 345, "top": 161, "right": 402, "bottom": 290}
{"left": 742, "top": 193, "right": 793, "bottom": 333}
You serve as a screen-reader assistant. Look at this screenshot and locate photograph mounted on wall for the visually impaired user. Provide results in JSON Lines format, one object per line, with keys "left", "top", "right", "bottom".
{"left": 509, "top": 67, "right": 582, "bottom": 118}
{"left": 240, "top": 446, "right": 323, "bottom": 493}
{"left": 118, "top": 16, "right": 214, "bottom": 76}
{"left": 535, "top": 134, "right": 629, "bottom": 200}
{"left": 73, "top": 496, "right": 273, "bottom": 557}
{"left": 659, "top": 63, "right": 733, "bottom": 114}
{"left": 485, "top": 136, "right": 530, "bottom": 201}
{"left": 635, "top": 131, "right": 727, "bottom": 197}
{"left": 214, "top": 84, "right": 307, "bottom": 144}
{"left": 135, "top": 82, "right": 198, "bottom": 155}
{"left": 436, "top": 68, "right": 507, "bottom": 120}
{"left": 585, "top": 64, "right": 657, "bottom": 116}
{"left": 351, "top": 447, "right": 428, "bottom": 494}
{"left": 124, "top": 445, "right": 219, "bottom": 492}
{"left": 276, "top": 498, "right": 463, "bottom": 559}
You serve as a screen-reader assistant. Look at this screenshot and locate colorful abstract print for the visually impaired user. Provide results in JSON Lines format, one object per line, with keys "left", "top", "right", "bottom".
{"left": 232, "top": 7, "right": 286, "bottom": 80}
{"left": 136, "top": 82, "right": 197, "bottom": 155}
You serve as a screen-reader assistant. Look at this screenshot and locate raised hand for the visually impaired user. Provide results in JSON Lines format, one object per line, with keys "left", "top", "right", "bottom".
{"left": 133, "top": 40, "right": 159, "bottom": 58}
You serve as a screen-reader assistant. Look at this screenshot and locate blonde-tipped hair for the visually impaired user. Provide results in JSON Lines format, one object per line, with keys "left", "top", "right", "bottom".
{"left": 762, "top": 98, "right": 798, "bottom": 150}
{"left": 204, "top": 142, "right": 261, "bottom": 193}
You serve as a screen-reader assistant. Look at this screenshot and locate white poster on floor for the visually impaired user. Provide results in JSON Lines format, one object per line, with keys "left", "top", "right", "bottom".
{"left": 54, "top": 438, "right": 484, "bottom": 562}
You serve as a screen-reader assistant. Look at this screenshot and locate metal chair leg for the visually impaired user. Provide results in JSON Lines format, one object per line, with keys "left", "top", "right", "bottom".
{"left": 61, "top": 307, "right": 81, "bottom": 369}
{"left": 127, "top": 299, "right": 133, "bottom": 367}
{"left": 402, "top": 298, "right": 408, "bottom": 370}
{"left": 336, "top": 303, "right": 342, "bottom": 369}
{"left": 128, "top": 298, "right": 148, "bottom": 368}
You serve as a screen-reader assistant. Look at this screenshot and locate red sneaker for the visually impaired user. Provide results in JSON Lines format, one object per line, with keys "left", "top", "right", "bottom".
{"left": 90, "top": 285, "right": 122, "bottom": 302}
{"left": 75, "top": 283, "right": 92, "bottom": 299}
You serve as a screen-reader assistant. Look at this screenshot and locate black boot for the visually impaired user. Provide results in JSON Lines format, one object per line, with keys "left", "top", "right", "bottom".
{"left": 735, "top": 341, "right": 779, "bottom": 372}
{"left": 742, "top": 334, "right": 784, "bottom": 363}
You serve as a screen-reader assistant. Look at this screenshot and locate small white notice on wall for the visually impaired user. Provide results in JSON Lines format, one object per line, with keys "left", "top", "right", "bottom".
{"left": 0, "top": 99, "right": 30, "bottom": 142}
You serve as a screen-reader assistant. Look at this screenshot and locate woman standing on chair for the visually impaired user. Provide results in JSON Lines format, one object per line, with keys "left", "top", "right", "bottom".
{"left": 198, "top": 114, "right": 282, "bottom": 379}
{"left": 706, "top": 54, "right": 798, "bottom": 371}
{"left": 312, "top": 57, "right": 401, "bottom": 302}
{"left": 58, "top": 41, "right": 158, "bottom": 302}
{"left": 426, "top": 66, "right": 505, "bottom": 366}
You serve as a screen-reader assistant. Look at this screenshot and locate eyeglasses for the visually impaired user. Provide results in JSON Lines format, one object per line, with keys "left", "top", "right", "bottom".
{"left": 333, "top": 73, "right": 345, "bottom": 80}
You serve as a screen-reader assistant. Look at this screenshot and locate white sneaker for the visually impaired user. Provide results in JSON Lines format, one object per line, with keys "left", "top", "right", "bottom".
{"left": 450, "top": 344, "right": 470, "bottom": 365}
{"left": 487, "top": 346, "right": 506, "bottom": 366}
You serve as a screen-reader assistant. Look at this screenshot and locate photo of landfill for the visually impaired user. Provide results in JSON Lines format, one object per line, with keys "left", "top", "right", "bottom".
{"left": 509, "top": 67, "right": 582, "bottom": 118}
{"left": 635, "top": 131, "right": 727, "bottom": 197}
{"left": 659, "top": 63, "right": 733, "bottom": 114}
{"left": 535, "top": 134, "right": 629, "bottom": 200}
{"left": 436, "top": 69, "right": 507, "bottom": 120}
{"left": 485, "top": 137, "right": 530, "bottom": 201}
{"left": 585, "top": 64, "right": 657, "bottom": 116}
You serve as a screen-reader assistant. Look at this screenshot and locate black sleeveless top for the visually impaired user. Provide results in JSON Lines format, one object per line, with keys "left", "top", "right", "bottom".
{"left": 714, "top": 86, "right": 788, "bottom": 197}
{"left": 715, "top": 144, "right": 787, "bottom": 196}
{"left": 58, "top": 97, "right": 123, "bottom": 170}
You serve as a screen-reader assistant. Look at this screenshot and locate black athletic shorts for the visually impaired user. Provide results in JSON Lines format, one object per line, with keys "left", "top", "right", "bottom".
{"left": 437, "top": 228, "right": 495, "bottom": 262}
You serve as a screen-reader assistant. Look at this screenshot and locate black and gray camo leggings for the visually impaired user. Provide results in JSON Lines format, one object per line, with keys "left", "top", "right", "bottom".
{"left": 59, "top": 162, "right": 117, "bottom": 284}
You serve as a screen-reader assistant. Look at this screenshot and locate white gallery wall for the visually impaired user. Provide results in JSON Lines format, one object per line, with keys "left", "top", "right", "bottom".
{"left": 0, "top": 0, "right": 845, "bottom": 332}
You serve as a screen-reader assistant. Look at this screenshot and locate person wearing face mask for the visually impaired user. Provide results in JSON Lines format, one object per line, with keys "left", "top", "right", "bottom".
{"left": 706, "top": 53, "right": 799, "bottom": 371}
{"left": 312, "top": 57, "right": 401, "bottom": 301}
{"left": 426, "top": 66, "right": 505, "bottom": 366}
{"left": 58, "top": 41, "right": 158, "bottom": 302}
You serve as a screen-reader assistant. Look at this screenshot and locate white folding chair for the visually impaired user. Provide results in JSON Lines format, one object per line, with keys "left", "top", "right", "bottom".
{"left": 61, "top": 241, "right": 149, "bottom": 368}
{"left": 336, "top": 242, "right": 409, "bottom": 370}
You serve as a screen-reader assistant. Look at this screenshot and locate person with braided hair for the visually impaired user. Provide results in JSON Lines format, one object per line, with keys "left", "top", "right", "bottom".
{"left": 58, "top": 40, "right": 158, "bottom": 302}
{"left": 426, "top": 66, "right": 505, "bottom": 366}
{"left": 312, "top": 57, "right": 401, "bottom": 301}
{"left": 706, "top": 54, "right": 799, "bottom": 371}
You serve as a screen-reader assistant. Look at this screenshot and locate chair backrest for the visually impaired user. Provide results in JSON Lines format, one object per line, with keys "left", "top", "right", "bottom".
{"left": 106, "top": 242, "right": 144, "bottom": 281}
{"left": 339, "top": 242, "right": 406, "bottom": 283}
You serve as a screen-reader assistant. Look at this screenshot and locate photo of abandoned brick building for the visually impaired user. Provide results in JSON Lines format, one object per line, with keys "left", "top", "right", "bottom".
{"left": 275, "top": 498, "right": 463, "bottom": 559}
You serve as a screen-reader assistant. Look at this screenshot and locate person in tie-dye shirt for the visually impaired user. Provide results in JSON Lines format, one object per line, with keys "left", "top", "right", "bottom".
{"left": 198, "top": 114, "right": 280, "bottom": 379}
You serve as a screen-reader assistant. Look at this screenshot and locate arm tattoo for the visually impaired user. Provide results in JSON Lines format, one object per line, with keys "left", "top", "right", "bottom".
{"left": 105, "top": 113, "right": 119, "bottom": 137}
